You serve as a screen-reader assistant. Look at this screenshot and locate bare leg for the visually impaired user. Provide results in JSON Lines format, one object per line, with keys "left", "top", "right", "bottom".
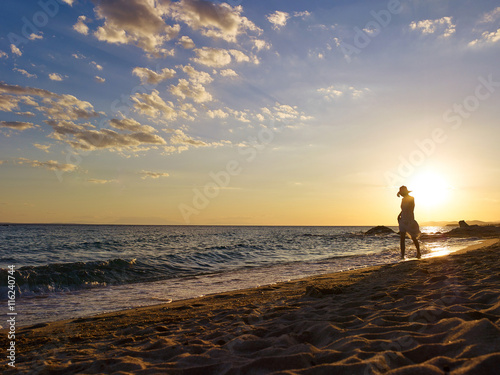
{"left": 400, "top": 233, "right": 406, "bottom": 258}
{"left": 412, "top": 236, "right": 421, "bottom": 259}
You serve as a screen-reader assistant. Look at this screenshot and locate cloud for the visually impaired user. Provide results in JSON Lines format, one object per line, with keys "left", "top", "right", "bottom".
{"left": 10, "top": 44, "right": 22, "bottom": 56}
{"left": 93, "top": 0, "right": 180, "bottom": 55}
{"left": 139, "top": 170, "right": 169, "bottom": 179}
{"left": 39, "top": 94, "right": 98, "bottom": 121}
{"left": 44, "top": 118, "right": 167, "bottom": 151}
{"left": 73, "top": 15, "right": 90, "bottom": 35}
{"left": 207, "top": 109, "right": 228, "bottom": 118}
{"left": 478, "top": 7, "right": 500, "bottom": 24}
{"left": 178, "top": 35, "right": 195, "bottom": 49}
{"left": 72, "top": 128, "right": 167, "bottom": 150}
{"left": 317, "top": 85, "right": 370, "bottom": 100}
{"left": 131, "top": 90, "right": 177, "bottom": 120}
{"left": 95, "top": 76, "right": 106, "bottom": 83}
{"left": 267, "top": 11, "right": 290, "bottom": 30}
{"left": 87, "top": 178, "right": 116, "bottom": 184}
{"left": 109, "top": 118, "right": 156, "bottom": 133}
{"left": 168, "top": 0, "right": 261, "bottom": 42}
{"left": 170, "top": 79, "right": 212, "bottom": 103}
{"left": 14, "top": 68, "right": 37, "bottom": 78}
{"left": 49, "top": 73, "right": 64, "bottom": 81}
{"left": 28, "top": 33, "right": 43, "bottom": 41}
{"left": 0, "top": 83, "right": 169, "bottom": 153}
{"left": 220, "top": 69, "right": 237, "bottom": 77}
{"left": 409, "top": 17, "right": 456, "bottom": 38}
{"left": 469, "top": 28, "right": 500, "bottom": 47}
{"left": 169, "top": 129, "right": 207, "bottom": 147}
{"left": 132, "top": 66, "right": 176, "bottom": 84}
{"left": 229, "top": 49, "right": 250, "bottom": 63}
{"left": 16, "top": 157, "right": 78, "bottom": 172}
{"left": 34, "top": 143, "right": 51, "bottom": 152}
{"left": 91, "top": 61, "right": 103, "bottom": 70}
{"left": 294, "top": 11, "right": 312, "bottom": 19}
{"left": 0, "top": 121, "right": 37, "bottom": 130}
{"left": 192, "top": 47, "right": 232, "bottom": 67}
{"left": 180, "top": 65, "right": 212, "bottom": 84}
{"left": 253, "top": 39, "right": 270, "bottom": 51}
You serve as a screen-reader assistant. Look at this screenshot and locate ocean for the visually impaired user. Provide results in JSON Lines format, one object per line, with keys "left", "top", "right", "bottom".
{"left": 0, "top": 224, "right": 483, "bottom": 327}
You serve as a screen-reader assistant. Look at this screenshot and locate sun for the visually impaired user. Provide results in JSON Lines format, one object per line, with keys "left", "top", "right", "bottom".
{"left": 408, "top": 170, "right": 452, "bottom": 208}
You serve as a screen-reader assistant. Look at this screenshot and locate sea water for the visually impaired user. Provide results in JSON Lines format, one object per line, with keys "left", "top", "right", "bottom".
{"left": 0, "top": 225, "right": 482, "bottom": 326}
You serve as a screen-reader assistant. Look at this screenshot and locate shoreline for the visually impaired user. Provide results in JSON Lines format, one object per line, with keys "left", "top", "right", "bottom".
{"left": 5, "top": 233, "right": 486, "bottom": 328}
{"left": 3, "top": 238, "right": 500, "bottom": 374}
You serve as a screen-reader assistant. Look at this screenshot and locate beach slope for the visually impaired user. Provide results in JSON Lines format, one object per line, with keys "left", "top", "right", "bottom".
{"left": 4, "top": 239, "right": 500, "bottom": 374}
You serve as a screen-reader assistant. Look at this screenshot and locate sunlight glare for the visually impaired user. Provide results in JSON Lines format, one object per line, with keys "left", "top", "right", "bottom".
{"left": 408, "top": 170, "right": 452, "bottom": 208}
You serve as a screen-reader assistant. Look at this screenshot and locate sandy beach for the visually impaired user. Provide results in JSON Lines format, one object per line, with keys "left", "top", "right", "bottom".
{"left": 4, "top": 238, "right": 500, "bottom": 374}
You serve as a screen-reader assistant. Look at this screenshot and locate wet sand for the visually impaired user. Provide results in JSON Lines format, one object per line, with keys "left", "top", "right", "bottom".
{"left": 3, "top": 239, "right": 500, "bottom": 374}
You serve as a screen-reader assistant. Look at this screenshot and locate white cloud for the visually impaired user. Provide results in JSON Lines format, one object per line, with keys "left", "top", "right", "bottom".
{"left": 109, "top": 118, "right": 156, "bottom": 133}
{"left": 169, "top": 129, "right": 207, "bottom": 147}
{"left": 192, "top": 47, "right": 232, "bottom": 67}
{"left": 34, "top": 143, "right": 51, "bottom": 153}
{"left": 0, "top": 82, "right": 99, "bottom": 122}
{"left": 10, "top": 44, "right": 22, "bottom": 56}
{"left": 317, "top": 85, "right": 370, "bottom": 100}
{"left": 28, "top": 33, "right": 43, "bottom": 41}
{"left": 168, "top": 0, "right": 261, "bottom": 42}
{"left": 0, "top": 50, "right": 7, "bottom": 58}
{"left": 93, "top": 0, "right": 180, "bottom": 54}
{"left": 267, "top": 11, "right": 290, "bottom": 30}
{"left": 409, "top": 17, "right": 456, "bottom": 38}
{"left": 478, "top": 7, "right": 500, "bottom": 24}
{"left": 72, "top": 128, "right": 167, "bottom": 150}
{"left": 73, "top": 15, "right": 90, "bottom": 35}
{"left": 294, "top": 11, "right": 312, "bottom": 18}
{"left": 253, "top": 39, "right": 270, "bottom": 51}
{"left": 140, "top": 170, "right": 169, "bottom": 179}
{"left": 132, "top": 66, "right": 176, "bottom": 84}
{"left": 131, "top": 90, "right": 177, "bottom": 120}
{"left": 14, "top": 68, "right": 37, "bottom": 79}
{"left": 16, "top": 157, "right": 77, "bottom": 172}
{"left": 180, "top": 65, "right": 213, "bottom": 84}
{"left": 178, "top": 35, "right": 195, "bottom": 49}
{"left": 229, "top": 49, "right": 250, "bottom": 63}
{"left": 49, "top": 73, "right": 64, "bottom": 81}
{"left": 91, "top": 61, "right": 103, "bottom": 70}
{"left": 207, "top": 109, "right": 228, "bottom": 118}
{"left": 95, "top": 76, "right": 106, "bottom": 83}
{"left": 220, "top": 69, "right": 237, "bottom": 77}
{"left": 39, "top": 94, "right": 98, "bottom": 120}
{"left": 0, "top": 121, "right": 37, "bottom": 131}
{"left": 170, "top": 79, "right": 212, "bottom": 103}
{"left": 469, "top": 28, "right": 500, "bottom": 47}
{"left": 87, "top": 179, "right": 117, "bottom": 184}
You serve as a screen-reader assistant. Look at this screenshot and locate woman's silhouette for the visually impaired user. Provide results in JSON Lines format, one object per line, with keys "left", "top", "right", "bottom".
{"left": 397, "top": 186, "right": 421, "bottom": 259}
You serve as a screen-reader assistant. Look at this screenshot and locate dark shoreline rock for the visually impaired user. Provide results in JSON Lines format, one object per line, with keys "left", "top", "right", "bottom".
{"left": 365, "top": 226, "right": 395, "bottom": 236}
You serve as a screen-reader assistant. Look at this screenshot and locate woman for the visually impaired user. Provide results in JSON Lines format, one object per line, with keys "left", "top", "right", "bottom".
{"left": 397, "top": 185, "right": 421, "bottom": 259}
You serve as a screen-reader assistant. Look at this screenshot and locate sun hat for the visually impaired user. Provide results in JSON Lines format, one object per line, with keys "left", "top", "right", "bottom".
{"left": 397, "top": 185, "right": 411, "bottom": 197}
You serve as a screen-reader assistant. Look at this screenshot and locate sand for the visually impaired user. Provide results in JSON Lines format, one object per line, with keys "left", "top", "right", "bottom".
{"left": 3, "top": 238, "right": 500, "bottom": 374}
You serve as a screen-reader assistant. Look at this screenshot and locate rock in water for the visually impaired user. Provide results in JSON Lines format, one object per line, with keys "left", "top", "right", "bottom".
{"left": 365, "top": 226, "right": 395, "bottom": 235}
{"left": 459, "top": 220, "right": 470, "bottom": 228}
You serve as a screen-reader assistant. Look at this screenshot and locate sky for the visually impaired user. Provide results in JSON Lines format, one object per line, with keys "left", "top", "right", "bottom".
{"left": 0, "top": 0, "right": 499, "bottom": 226}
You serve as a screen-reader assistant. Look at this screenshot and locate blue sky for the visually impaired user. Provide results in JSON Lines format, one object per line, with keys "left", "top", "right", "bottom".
{"left": 1, "top": 0, "right": 499, "bottom": 225}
